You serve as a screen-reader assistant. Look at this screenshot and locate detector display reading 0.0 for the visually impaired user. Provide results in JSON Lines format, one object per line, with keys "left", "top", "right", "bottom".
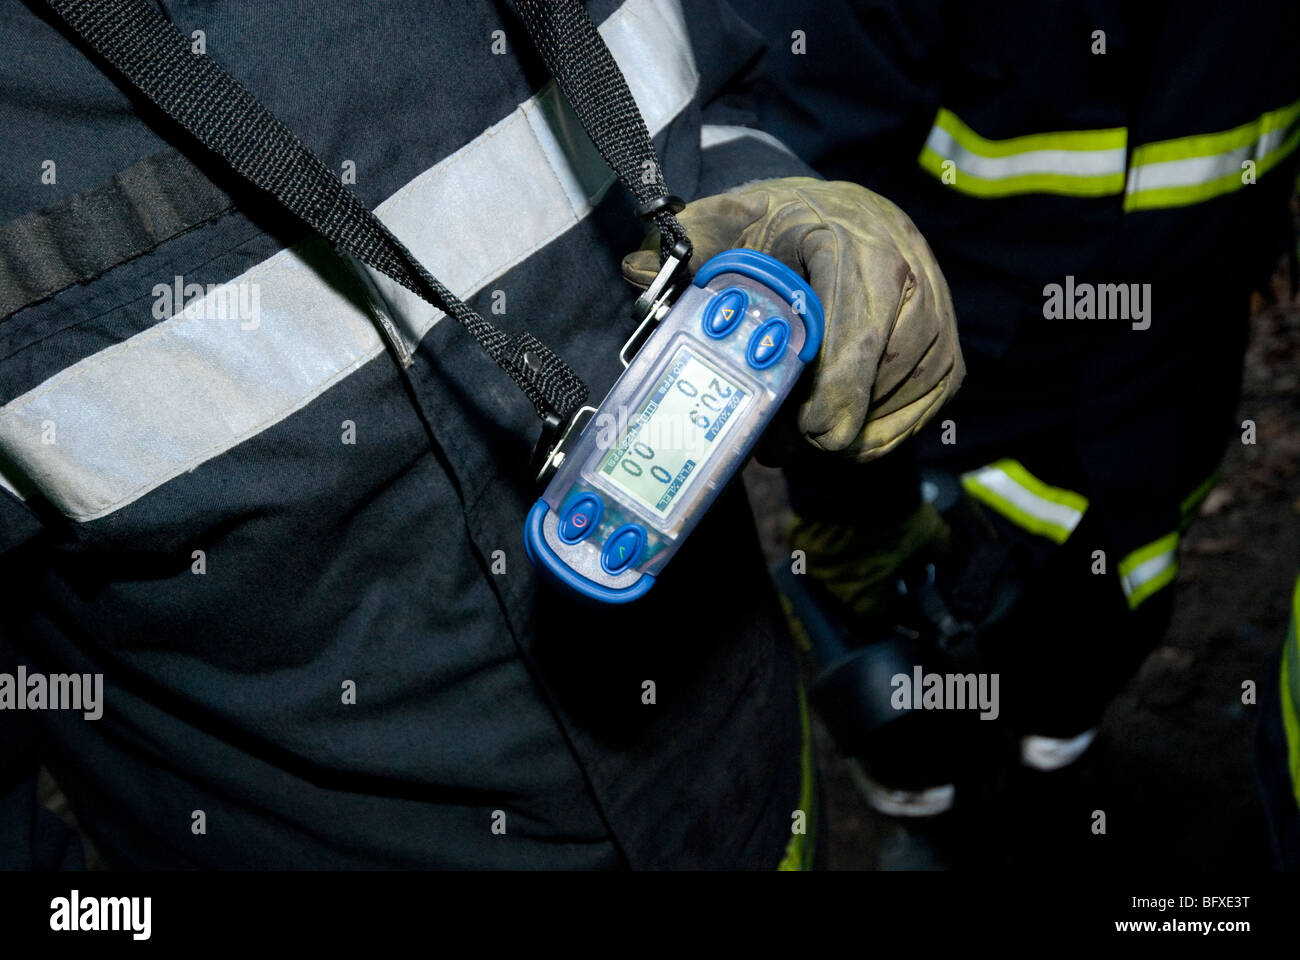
{"left": 598, "top": 347, "right": 748, "bottom": 517}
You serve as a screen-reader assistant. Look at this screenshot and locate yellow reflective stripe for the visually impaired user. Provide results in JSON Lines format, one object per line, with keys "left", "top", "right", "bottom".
{"left": 1133, "top": 97, "right": 1300, "bottom": 166}
{"left": 961, "top": 459, "right": 1089, "bottom": 544}
{"left": 919, "top": 108, "right": 1127, "bottom": 198}
{"left": 933, "top": 107, "right": 1127, "bottom": 156}
{"left": 921, "top": 98, "right": 1300, "bottom": 207}
{"left": 1125, "top": 95, "right": 1300, "bottom": 211}
{"left": 1118, "top": 532, "right": 1180, "bottom": 609}
{"left": 1282, "top": 575, "right": 1300, "bottom": 810}
{"left": 777, "top": 681, "right": 815, "bottom": 871}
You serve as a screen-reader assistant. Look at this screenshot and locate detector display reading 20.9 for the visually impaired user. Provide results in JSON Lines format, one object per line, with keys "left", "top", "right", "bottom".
{"left": 598, "top": 347, "right": 749, "bottom": 517}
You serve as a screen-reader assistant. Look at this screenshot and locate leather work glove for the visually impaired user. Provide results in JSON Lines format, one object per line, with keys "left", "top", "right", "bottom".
{"left": 623, "top": 177, "right": 963, "bottom": 461}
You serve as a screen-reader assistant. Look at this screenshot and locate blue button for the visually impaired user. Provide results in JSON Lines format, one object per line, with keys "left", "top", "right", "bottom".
{"left": 702, "top": 287, "right": 747, "bottom": 339}
{"left": 601, "top": 524, "right": 646, "bottom": 576}
{"left": 559, "top": 494, "right": 602, "bottom": 544}
{"left": 747, "top": 317, "right": 790, "bottom": 368}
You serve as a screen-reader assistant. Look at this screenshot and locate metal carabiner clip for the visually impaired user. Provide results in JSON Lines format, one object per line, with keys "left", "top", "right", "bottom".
{"left": 622, "top": 237, "right": 691, "bottom": 367}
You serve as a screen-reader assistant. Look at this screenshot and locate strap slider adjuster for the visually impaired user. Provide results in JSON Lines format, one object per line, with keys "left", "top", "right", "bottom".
{"left": 634, "top": 194, "right": 685, "bottom": 221}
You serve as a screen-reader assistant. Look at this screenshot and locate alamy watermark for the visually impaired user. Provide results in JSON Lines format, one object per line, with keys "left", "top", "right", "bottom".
{"left": 0, "top": 667, "right": 102, "bottom": 720}
{"left": 153, "top": 274, "right": 261, "bottom": 329}
{"left": 50, "top": 891, "right": 150, "bottom": 940}
{"left": 1043, "top": 275, "right": 1150, "bottom": 330}
{"left": 891, "top": 666, "right": 999, "bottom": 720}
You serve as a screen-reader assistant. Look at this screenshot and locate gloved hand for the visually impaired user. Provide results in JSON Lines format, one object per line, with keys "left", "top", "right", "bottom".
{"left": 623, "top": 177, "right": 963, "bottom": 461}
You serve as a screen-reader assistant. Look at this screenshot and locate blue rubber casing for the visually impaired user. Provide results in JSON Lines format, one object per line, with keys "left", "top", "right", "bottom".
{"left": 524, "top": 249, "right": 824, "bottom": 602}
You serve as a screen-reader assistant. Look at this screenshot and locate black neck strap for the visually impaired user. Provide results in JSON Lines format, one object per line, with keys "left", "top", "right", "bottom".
{"left": 44, "top": 0, "right": 690, "bottom": 425}
{"left": 513, "top": 0, "right": 692, "bottom": 263}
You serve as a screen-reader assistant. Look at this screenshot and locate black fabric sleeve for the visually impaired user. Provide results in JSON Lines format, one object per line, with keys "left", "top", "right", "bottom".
{"left": 727, "top": 0, "right": 946, "bottom": 186}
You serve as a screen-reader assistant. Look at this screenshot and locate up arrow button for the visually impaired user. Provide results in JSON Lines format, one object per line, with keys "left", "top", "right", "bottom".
{"left": 747, "top": 317, "right": 790, "bottom": 369}
{"left": 703, "top": 288, "right": 748, "bottom": 338}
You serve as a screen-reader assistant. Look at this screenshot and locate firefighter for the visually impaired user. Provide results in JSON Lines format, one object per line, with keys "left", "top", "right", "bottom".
{"left": 725, "top": 0, "right": 1300, "bottom": 865}
{"left": 0, "top": 0, "right": 960, "bottom": 869}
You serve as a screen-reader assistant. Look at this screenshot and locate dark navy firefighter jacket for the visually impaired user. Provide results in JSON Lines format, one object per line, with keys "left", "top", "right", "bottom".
{"left": 0, "top": 0, "right": 817, "bottom": 869}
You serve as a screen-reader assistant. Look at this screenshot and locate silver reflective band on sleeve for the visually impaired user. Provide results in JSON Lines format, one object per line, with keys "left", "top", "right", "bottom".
{"left": 1125, "top": 95, "right": 1300, "bottom": 210}
{"left": 849, "top": 760, "right": 955, "bottom": 818}
{"left": 0, "top": 0, "right": 697, "bottom": 523}
{"left": 1129, "top": 136, "right": 1269, "bottom": 192}
{"left": 1020, "top": 729, "right": 1098, "bottom": 772}
{"left": 918, "top": 108, "right": 1127, "bottom": 198}
{"left": 924, "top": 125, "right": 1125, "bottom": 181}
{"left": 699, "top": 124, "right": 798, "bottom": 158}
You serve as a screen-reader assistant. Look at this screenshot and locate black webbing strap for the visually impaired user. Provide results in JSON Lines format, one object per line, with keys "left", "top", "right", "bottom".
{"left": 0, "top": 149, "right": 233, "bottom": 319}
{"left": 513, "top": 0, "right": 692, "bottom": 263}
{"left": 43, "top": 0, "right": 587, "bottom": 423}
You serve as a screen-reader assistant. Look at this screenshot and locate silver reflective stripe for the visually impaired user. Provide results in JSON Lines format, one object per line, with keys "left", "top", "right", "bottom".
{"left": 1127, "top": 115, "right": 1297, "bottom": 195}
{"left": 923, "top": 124, "right": 1126, "bottom": 181}
{"left": 362, "top": 0, "right": 698, "bottom": 348}
{"left": 0, "top": 0, "right": 697, "bottom": 523}
{"left": 1127, "top": 149, "right": 1250, "bottom": 193}
{"left": 699, "top": 123, "right": 798, "bottom": 158}
{"left": 0, "top": 240, "right": 383, "bottom": 522}
{"left": 1020, "top": 729, "right": 1098, "bottom": 772}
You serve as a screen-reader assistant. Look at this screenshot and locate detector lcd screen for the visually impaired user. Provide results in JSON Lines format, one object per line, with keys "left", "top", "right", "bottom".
{"left": 597, "top": 347, "right": 749, "bottom": 517}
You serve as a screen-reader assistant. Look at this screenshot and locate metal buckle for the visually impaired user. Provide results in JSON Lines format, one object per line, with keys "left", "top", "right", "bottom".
{"left": 622, "top": 241, "right": 689, "bottom": 368}
{"left": 532, "top": 405, "right": 598, "bottom": 485}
